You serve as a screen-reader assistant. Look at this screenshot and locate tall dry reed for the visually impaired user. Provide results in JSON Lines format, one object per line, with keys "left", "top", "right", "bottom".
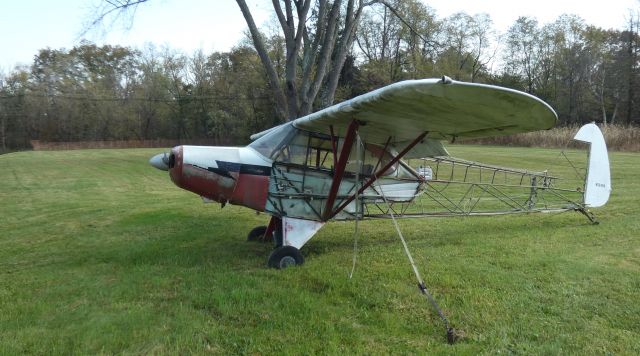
{"left": 465, "top": 124, "right": 640, "bottom": 151}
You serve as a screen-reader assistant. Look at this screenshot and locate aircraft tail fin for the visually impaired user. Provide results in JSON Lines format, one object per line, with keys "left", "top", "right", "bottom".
{"left": 573, "top": 123, "right": 611, "bottom": 208}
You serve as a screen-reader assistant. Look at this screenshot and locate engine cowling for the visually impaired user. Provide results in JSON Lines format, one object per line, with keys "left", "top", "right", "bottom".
{"left": 167, "top": 145, "right": 239, "bottom": 204}
{"left": 151, "top": 145, "right": 272, "bottom": 211}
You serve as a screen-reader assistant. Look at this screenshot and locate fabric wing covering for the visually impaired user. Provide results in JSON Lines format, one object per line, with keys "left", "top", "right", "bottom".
{"left": 292, "top": 77, "right": 558, "bottom": 147}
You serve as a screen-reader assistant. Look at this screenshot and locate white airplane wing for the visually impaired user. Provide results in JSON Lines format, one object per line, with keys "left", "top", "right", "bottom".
{"left": 291, "top": 77, "right": 557, "bottom": 145}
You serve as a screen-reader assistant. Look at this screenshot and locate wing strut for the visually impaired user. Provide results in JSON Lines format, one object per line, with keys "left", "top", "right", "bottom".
{"left": 322, "top": 120, "right": 360, "bottom": 221}
{"left": 327, "top": 131, "right": 428, "bottom": 220}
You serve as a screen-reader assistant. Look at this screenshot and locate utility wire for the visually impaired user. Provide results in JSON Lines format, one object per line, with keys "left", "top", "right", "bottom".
{"left": 349, "top": 132, "right": 364, "bottom": 279}
{"left": 0, "top": 92, "right": 272, "bottom": 102}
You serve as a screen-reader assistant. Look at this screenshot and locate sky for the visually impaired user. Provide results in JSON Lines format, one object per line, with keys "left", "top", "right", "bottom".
{"left": 1, "top": 0, "right": 638, "bottom": 71}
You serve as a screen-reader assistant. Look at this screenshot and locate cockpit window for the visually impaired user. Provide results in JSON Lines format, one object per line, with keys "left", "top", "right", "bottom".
{"left": 248, "top": 123, "right": 297, "bottom": 159}
{"left": 250, "top": 124, "right": 416, "bottom": 179}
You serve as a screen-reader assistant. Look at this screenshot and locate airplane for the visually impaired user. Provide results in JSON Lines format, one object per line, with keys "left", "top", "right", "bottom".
{"left": 149, "top": 76, "right": 611, "bottom": 269}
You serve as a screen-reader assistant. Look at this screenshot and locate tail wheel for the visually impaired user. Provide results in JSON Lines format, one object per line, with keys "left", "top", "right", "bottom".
{"left": 268, "top": 246, "right": 304, "bottom": 269}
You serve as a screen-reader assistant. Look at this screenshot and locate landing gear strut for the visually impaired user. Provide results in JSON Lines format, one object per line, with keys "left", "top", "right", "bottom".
{"left": 267, "top": 217, "right": 304, "bottom": 268}
{"left": 252, "top": 216, "right": 322, "bottom": 268}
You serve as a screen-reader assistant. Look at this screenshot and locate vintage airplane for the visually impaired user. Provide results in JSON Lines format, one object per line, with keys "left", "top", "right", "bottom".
{"left": 149, "top": 76, "right": 611, "bottom": 269}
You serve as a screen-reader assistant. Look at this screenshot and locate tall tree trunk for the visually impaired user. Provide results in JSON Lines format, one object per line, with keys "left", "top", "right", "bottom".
{"left": 238, "top": 0, "right": 378, "bottom": 120}
{"left": 600, "top": 66, "right": 607, "bottom": 126}
{"left": 321, "top": 0, "right": 368, "bottom": 107}
{"left": 272, "top": 0, "right": 312, "bottom": 120}
{"left": 299, "top": 1, "right": 342, "bottom": 116}
{"left": 90, "top": 0, "right": 378, "bottom": 123}
{"left": 236, "top": 0, "right": 289, "bottom": 121}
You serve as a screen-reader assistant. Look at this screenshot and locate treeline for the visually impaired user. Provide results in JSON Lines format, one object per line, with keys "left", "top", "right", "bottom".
{"left": 0, "top": 44, "right": 277, "bottom": 150}
{"left": 1, "top": 1, "right": 640, "bottom": 151}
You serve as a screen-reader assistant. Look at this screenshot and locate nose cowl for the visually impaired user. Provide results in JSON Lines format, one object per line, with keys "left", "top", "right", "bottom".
{"left": 168, "top": 146, "right": 184, "bottom": 187}
{"left": 149, "top": 153, "right": 170, "bottom": 171}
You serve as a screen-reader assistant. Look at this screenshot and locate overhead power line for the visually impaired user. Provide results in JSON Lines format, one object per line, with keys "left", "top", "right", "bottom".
{"left": 0, "top": 92, "right": 272, "bottom": 102}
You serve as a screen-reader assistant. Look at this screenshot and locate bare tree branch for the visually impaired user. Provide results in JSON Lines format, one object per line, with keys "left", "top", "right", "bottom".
{"left": 81, "top": 0, "right": 149, "bottom": 37}
{"left": 236, "top": 0, "right": 289, "bottom": 120}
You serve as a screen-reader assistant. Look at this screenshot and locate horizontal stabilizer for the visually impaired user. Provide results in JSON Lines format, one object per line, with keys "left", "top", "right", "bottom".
{"left": 573, "top": 123, "right": 611, "bottom": 207}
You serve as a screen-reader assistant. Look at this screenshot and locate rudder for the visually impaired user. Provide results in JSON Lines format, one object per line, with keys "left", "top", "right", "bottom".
{"left": 573, "top": 123, "right": 611, "bottom": 208}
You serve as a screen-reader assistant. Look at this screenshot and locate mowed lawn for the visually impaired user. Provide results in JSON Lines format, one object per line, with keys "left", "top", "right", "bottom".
{"left": 0, "top": 145, "right": 638, "bottom": 354}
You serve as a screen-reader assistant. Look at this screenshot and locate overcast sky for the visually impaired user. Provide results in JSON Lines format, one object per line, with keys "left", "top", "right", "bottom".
{"left": 1, "top": 0, "right": 638, "bottom": 71}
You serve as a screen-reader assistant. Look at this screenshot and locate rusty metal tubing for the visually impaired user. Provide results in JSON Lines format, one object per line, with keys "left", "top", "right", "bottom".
{"left": 329, "top": 131, "right": 428, "bottom": 220}
{"left": 264, "top": 216, "right": 280, "bottom": 243}
{"left": 372, "top": 136, "right": 393, "bottom": 174}
{"left": 322, "top": 120, "right": 360, "bottom": 221}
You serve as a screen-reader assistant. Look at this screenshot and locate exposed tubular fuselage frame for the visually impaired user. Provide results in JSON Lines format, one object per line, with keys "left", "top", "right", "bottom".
{"left": 264, "top": 120, "right": 594, "bottom": 224}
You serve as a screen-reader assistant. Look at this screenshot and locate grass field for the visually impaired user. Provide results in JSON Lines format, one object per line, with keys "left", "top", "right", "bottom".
{"left": 1, "top": 145, "right": 639, "bottom": 354}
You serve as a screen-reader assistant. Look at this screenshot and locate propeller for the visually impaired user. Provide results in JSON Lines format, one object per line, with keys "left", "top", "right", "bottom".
{"left": 149, "top": 152, "right": 170, "bottom": 171}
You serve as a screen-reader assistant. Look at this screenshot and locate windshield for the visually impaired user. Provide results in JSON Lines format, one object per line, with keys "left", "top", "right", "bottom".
{"left": 248, "top": 123, "right": 297, "bottom": 159}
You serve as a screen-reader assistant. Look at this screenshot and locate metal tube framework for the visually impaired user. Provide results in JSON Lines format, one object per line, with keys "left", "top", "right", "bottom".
{"left": 328, "top": 131, "right": 428, "bottom": 220}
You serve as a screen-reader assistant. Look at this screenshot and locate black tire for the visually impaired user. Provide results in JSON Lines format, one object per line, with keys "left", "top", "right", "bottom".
{"left": 268, "top": 246, "right": 304, "bottom": 269}
{"left": 247, "top": 226, "right": 268, "bottom": 242}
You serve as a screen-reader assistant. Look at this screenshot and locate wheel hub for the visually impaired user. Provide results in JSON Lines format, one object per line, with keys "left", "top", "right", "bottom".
{"left": 279, "top": 256, "right": 297, "bottom": 268}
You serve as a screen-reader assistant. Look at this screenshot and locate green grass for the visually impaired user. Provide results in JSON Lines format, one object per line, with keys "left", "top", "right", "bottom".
{"left": 1, "top": 146, "right": 639, "bottom": 354}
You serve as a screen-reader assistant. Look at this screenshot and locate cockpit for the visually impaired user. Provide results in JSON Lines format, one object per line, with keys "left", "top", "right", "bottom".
{"left": 250, "top": 122, "right": 422, "bottom": 221}
{"left": 249, "top": 122, "right": 417, "bottom": 180}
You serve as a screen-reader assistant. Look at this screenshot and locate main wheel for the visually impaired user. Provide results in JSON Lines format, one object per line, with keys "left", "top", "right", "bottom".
{"left": 268, "top": 246, "right": 304, "bottom": 269}
{"left": 247, "top": 226, "right": 269, "bottom": 242}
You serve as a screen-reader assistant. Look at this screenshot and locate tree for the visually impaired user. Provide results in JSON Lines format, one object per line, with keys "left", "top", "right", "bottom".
{"left": 355, "top": 0, "right": 440, "bottom": 84}
{"left": 356, "top": 1, "right": 405, "bottom": 82}
{"left": 0, "top": 1, "right": 632, "bottom": 153}
{"left": 0, "top": 68, "right": 31, "bottom": 150}
{"left": 89, "top": 0, "right": 381, "bottom": 121}
{"left": 620, "top": 12, "right": 640, "bottom": 125}
{"left": 466, "top": 13, "right": 495, "bottom": 82}
{"left": 27, "top": 44, "right": 140, "bottom": 141}
{"left": 437, "top": 12, "right": 495, "bottom": 82}
{"left": 236, "top": 0, "right": 382, "bottom": 121}
{"left": 503, "top": 17, "right": 540, "bottom": 93}
{"left": 583, "top": 27, "right": 622, "bottom": 125}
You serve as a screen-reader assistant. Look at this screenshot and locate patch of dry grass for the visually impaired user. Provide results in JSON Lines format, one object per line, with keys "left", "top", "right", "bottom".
{"left": 466, "top": 124, "right": 640, "bottom": 151}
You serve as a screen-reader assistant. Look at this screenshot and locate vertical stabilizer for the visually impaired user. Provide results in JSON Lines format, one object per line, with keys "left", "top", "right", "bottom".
{"left": 573, "top": 123, "right": 611, "bottom": 207}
